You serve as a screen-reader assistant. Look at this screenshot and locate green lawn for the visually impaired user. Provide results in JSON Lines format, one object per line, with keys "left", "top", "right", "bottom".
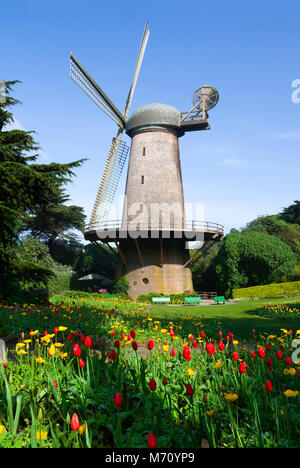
{"left": 149, "top": 297, "right": 300, "bottom": 340}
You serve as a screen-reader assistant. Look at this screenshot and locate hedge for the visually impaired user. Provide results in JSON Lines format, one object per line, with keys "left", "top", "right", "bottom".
{"left": 137, "top": 292, "right": 197, "bottom": 304}
{"left": 232, "top": 280, "right": 300, "bottom": 299}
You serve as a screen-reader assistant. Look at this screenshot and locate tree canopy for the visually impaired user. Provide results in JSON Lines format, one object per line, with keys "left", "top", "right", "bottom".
{"left": 0, "top": 80, "right": 86, "bottom": 287}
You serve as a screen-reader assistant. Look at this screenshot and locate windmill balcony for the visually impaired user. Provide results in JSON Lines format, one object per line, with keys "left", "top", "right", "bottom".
{"left": 84, "top": 220, "right": 224, "bottom": 242}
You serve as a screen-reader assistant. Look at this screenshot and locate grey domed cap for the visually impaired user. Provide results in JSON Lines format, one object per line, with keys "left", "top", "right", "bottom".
{"left": 125, "top": 103, "right": 181, "bottom": 135}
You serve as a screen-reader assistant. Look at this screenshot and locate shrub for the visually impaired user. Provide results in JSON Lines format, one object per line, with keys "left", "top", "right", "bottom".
{"left": 232, "top": 280, "right": 300, "bottom": 299}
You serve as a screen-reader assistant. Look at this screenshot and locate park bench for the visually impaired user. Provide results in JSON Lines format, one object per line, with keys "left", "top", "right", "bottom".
{"left": 152, "top": 297, "right": 171, "bottom": 304}
{"left": 213, "top": 296, "right": 226, "bottom": 304}
{"left": 184, "top": 297, "right": 202, "bottom": 304}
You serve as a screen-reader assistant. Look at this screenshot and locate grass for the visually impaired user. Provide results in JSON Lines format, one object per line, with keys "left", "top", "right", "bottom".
{"left": 149, "top": 297, "right": 300, "bottom": 339}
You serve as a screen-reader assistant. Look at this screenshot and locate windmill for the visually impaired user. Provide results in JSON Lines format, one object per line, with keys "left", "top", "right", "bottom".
{"left": 70, "top": 21, "right": 150, "bottom": 228}
{"left": 70, "top": 22, "right": 224, "bottom": 298}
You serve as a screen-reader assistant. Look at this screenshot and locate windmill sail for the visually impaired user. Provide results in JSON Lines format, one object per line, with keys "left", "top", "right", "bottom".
{"left": 70, "top": 21, "right": 150, "bottom": 228}
{"left": 89, "top": 136, "right": 129, "bottom": 227}
{"left": 70, "top": 52, "right": 126, "bottom": 129}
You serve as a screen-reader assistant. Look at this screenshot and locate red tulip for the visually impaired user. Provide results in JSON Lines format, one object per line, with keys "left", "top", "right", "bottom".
{"left": 232, "top": 351, "right": 239, "bottom": 361}
{"left": 73, "top": 343, "right": 81, "bottom": 357}
{"left": 113, "top": 393, "right": 122, "bottom": 407}
{"left": 200, "top": 331, "right": 205, "bottom": 338}
{"left": 80, "top": 334, "right": 85, "bottom": 343}
{"left": 130, "top": 329, "right": 136, "bottom": 339}
{"left": 183, "top": 346, "right": 191, "bottom": 361}
{"left": 266, "top": 344, "right": 271, "bottom": 351}
{"left": 276, "top": 350, "right": 282, "bottom": 360}
{"left": 147, "top": 433, "right": 157, "bottom": 448}
{"left": 266, "top": 358, "right": 273, "bottom": 369}
{"left": 114, "top": 340, "right": 120, "bottom": 349}
{"left": 228, "top": 332, "right": 233, "bottom": 339}
{"left": 53, "top": 380, "right": 58, "bottom": 388}
{"left": 218, "top": 341, "right": 225, "bottom": 351}
{"left": 251, "top": 351, "right": 256, "bottom": 358}
{"left": 111, "top": 350, "right": 117, "bottom": 360}
{"left": 79, "top": 358, "right": 85, "bottom": 368}
{"left": 185, "top": 383, "right": 194, "bottom": 397}
{"left": 71, "top": 413, "right": 80, "bottom": 431}
{"left": 132, "top": 341, "right": 138, "bottom": 351}
{"left": 219, "top": 331, "right": 223, "bottom": 337}
{"left": 169, "top": 329, "right": 175, "bottom": 337}
{"left": 3, "top": 360, "right": 8, "bottom": 368}
{"left": 285, "top": 356, "right": 292, "bottom": 367}
{"left": 149, "top": 378, "right": 156, "bottom": 391}
{"left": 85, "top": 336, "right": 92, "bottom": 348}
{"left": 67, "top": 333, "right": 73, "bottom": 343}
{"left": 258, "top": 347, "right": 265, "bottom": 358}
{"left": 171, "top": 348, "right": 176, "bottom": 357}
{"left": 162, "top": 376, "right": 167, "bottom": 386}
{"left": 54, "top": 327, "right": 58, "bottom": 334}
{"left": 265, "top": 380, "right": 273, "bottom": 392}
{"left": 206, "top": 343, "right": 215, "bottom": 356}
{"left": 239, "top": 362, "right": 247, "bottom": 374}
{"left": 192, "top": 340, "right": 198, "bottom": 348}
{"left": 148, "top": 340, "right": 154, "bottom": 351}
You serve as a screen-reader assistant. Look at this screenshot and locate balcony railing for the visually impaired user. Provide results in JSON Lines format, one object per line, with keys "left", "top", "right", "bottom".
{"left": 85, "top": 220, "right": 224, "bottom": 235}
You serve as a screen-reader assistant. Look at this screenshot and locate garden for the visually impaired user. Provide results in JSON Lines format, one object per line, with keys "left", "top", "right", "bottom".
{"left": 1, "top": 292, "right": 300, "bottom": 448}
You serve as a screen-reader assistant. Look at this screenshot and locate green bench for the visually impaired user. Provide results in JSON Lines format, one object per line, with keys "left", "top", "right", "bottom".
{"left": 213, "top": 296, "right": 226, "bottom": 304}
{"left": 184, "top": 297, "right": 202, "bottom": 304}
{"left": 152, "top": 297, "right": 171, "bottom": 304}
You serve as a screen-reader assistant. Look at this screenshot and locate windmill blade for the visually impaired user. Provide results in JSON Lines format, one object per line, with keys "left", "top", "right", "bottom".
{"left": 88, "top": 133, "right": 129, "bottom": 227}
{"left": 123, "top": 20, "right": 150, "bottom": 118}
{"left": 70, "top": 52, "right": 126, "bottom": 129}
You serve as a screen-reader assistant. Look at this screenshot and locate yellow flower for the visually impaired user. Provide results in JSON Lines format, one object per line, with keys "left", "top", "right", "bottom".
{"left": 232, "top": 340, "right": 239, "bottom": 346}
{"left": 162, "top": 344, "right": 169, "bottom": 352}
{"left": 79, "top": 424, "right": 86, "bottom": 435}
{"left": 60, "top": 352, "right": 68, "bottom": 359}
{"left": 284, "top": 389, "right": 299, "bottom": 398}
{"left": 58, "top": 326, "right": 68, "bottom": 332}
{"left": 289, "top": 368, "right": 296, "bottom": 376}
{"left": 214, "top": 360, "right": 222, "bottom": 369}
{"left": 23, "top": 339, "right": 32, "bottom": 344}
{"left": 17, "top": 349, "right": 27, "bottom": 356}
{"left": 161, "top": 329, "right": 167, "bottom": 334}
{"left": 206, "top": 410, "right": 216, "bottom": 417}
{"left": 0, "top": 425, "right": 5, "bottom": 436}
{"left": 29, "top": 330, "right": 39, "bottom": 336}
{"left": 36, "top": 431, "right": 48, "bottom": 441}
{"left": 48, "top": 344, "right": 56, "bottom": 356}
{"left": 35, "top": 357, "right": 45, "bottom": 364}
{"left": 224, "top": 393, "right": 238, "bottom": 403}
{"left": 187, "top": 368, "right": 196, "bottom": 376}
{"left": 16, "top": 343, "right": 25, "bottom": 348}
{"left": 55, "top": 342, "right": 64, "bottom": 348}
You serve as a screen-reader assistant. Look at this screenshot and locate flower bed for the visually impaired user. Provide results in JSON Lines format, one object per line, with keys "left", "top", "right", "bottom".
{"left": 0, "top": 296, "right": 300, "bottom": 447}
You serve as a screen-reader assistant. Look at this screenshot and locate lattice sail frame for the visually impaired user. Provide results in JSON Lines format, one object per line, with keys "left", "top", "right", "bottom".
{"left": 92, "top": 138, "right": 129, "bottom": 225}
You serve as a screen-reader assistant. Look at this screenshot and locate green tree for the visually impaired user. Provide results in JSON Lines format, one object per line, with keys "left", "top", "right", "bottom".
{"left": 280, "top": 200, "right": 300, "bottom": 225}
{"left": 0, "top": 80, "right": 85, "bottom": 287}
{"left": 215, "top": 231, "right": 296, "bottom": 297}
{"left": 24, "top": 204, "right": 86, "bottom": 255}
{"left": 242, "top": 215, "right": 300, "bottom": 259}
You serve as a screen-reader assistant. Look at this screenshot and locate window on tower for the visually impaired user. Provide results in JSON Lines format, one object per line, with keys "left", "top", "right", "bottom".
{"left": 141, "top": 175, "right": 144, "bottom": 184}
{"left": 142, "top": 147, "right": 146, "bottom": 156}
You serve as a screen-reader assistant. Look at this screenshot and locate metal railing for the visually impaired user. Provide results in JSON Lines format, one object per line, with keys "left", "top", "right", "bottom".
{"left": 85, "top": 220, "right": 224, "bottom": 234}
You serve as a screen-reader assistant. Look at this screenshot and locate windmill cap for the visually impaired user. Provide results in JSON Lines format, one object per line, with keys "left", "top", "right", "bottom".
{"left": 125, "top": 103, "right": 181, "bottom": 135}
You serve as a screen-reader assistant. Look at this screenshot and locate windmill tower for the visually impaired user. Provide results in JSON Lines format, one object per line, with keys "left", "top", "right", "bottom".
{"left": 70, "top": 22, "right": 224, "bottom": 298}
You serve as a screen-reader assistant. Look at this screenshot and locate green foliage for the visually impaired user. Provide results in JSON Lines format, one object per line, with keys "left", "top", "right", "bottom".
{"left": 191, "top": 244, "right": 220, "bottom": 292}
{"left": 280, "top": 200, "right": 300, "bottom": 225}
{"left": 0, "top": 80, "right": 85, "bottom": 290}
{"left": 232, "top": 280, "right": 300, "bottom": 299}
{"left": 242, "top": 214, "right": 300, "bottom": 260}
{"left": 215, "top": 231, "right": 296, "bottom": 297}
{"left": 111, "top": 275, "right": 129, "bottom": 294}
{"left": 74, "top": 243, "right": 115, "bottom": 280}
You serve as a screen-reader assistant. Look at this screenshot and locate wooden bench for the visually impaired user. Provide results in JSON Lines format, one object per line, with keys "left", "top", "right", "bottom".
{"left": 213, "top": 296, "right": 226, "bottom": 304}
{"left": 152, "top": 297, "right": 171, "bottom": 304}
{"left": 184, "top": 297, "right": 202, "bottom": 304}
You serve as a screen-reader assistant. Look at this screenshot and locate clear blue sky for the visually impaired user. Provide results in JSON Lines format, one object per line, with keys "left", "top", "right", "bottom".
{"left": 2, "top": 0, "right": 300, "bottom": 237}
